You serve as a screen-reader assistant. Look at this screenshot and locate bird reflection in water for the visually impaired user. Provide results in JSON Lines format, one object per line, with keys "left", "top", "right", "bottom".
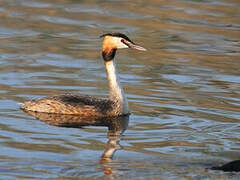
{"left": 23, "top": 110, "right": 129, "bottom": 175}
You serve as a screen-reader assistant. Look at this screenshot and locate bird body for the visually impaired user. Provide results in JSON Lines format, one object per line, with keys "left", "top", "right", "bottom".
{"left": 21, "top": 94, "right": 116, "bottom": 116}
{"left": 21, "top": 33, "right": 146, "bottom": 116}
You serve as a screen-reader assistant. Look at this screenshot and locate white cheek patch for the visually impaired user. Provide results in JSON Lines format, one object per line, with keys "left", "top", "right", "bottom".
{"left": 112, "top": 37, "right": 129, "bottom": 49}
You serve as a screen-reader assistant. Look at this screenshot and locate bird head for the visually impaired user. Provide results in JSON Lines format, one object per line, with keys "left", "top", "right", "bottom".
{"left": 100, "top": 33, "right": 146, "bottom": 61}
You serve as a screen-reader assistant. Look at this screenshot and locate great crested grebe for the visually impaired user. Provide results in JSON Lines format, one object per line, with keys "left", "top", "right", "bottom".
{"left": 21, "top": 33, "right": 146, "bottom": 116}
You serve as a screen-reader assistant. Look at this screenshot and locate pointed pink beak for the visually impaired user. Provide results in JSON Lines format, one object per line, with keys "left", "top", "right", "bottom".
{"left": 123, "top": 40, "right": 147, "bottom": 51}
{"left": 128, "top": 43, "right": 147, "bottom": 51}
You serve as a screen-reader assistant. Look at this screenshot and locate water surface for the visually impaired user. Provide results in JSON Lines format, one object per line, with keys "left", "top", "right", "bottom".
{"left": 0, "top": 0, "right": 240, "bottom": 179}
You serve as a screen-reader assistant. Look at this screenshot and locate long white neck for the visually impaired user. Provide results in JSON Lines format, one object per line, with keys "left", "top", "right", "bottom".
{"left": 105, "top": 59, "right": 129, "bottom": 115}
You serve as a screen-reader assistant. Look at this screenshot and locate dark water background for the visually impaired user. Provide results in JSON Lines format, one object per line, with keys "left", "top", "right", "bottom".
{"left": 0, "top": 0, "right": 240, "bottom": 179}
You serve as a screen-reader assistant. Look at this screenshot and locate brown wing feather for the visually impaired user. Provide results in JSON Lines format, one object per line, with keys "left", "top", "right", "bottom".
{"left": 21, "top": 94, "right": 115, "bottom": 116}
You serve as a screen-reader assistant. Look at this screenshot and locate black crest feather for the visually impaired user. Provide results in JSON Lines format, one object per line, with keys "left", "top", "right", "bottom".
{"left": 100, "top": 32, "right": 134, "bottom": 44}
